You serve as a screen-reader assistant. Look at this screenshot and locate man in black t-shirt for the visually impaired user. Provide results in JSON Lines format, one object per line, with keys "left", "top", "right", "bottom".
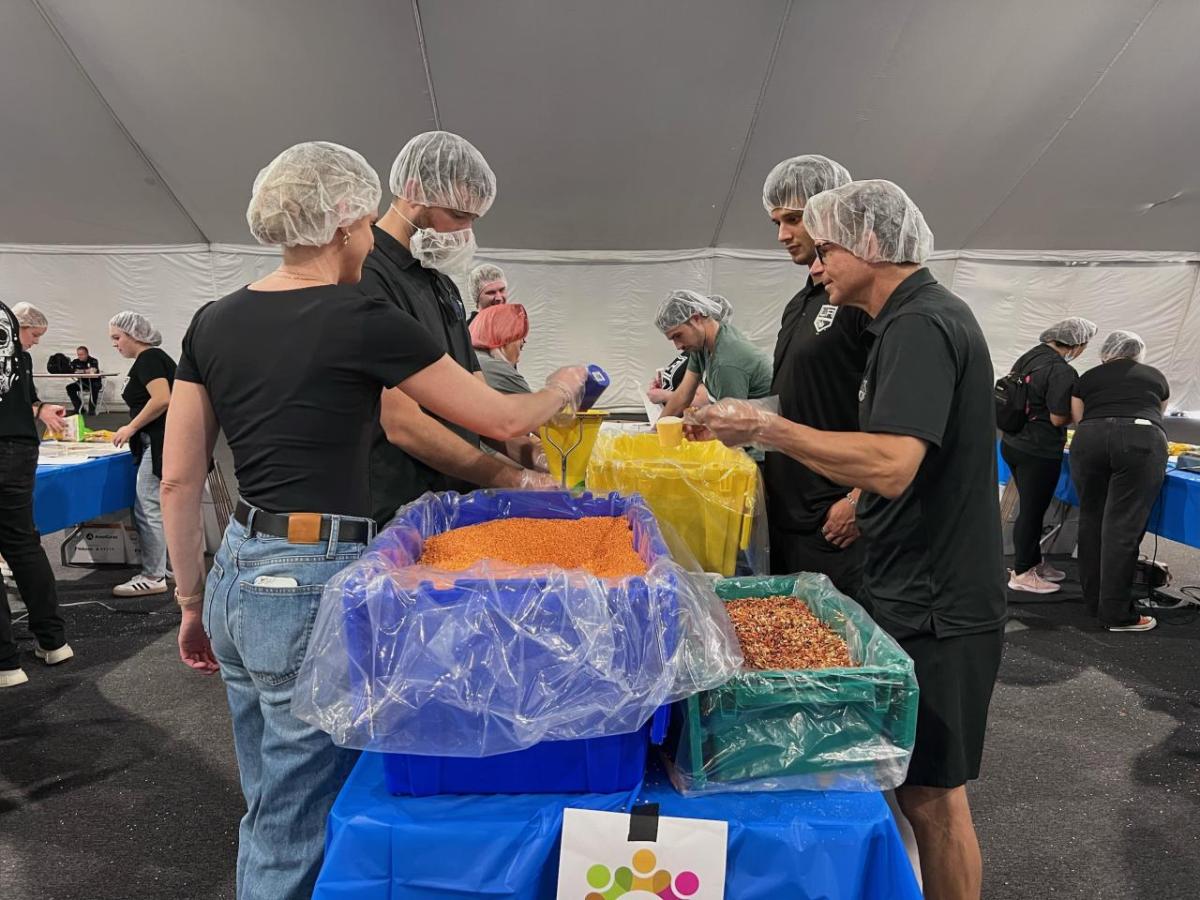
{"left": 361, "top": 132, "right": 554, "bottom": 526}
{"left": 66, "top": 345, "right": 102, "bottom": 415}
{"left": 695, "top": 181, "right": 1004, "bottom": 900}
{"left": 760, "top": 155, "right": 867, "bottom": 596}
{"left": 1, "top": 301, "right": 71, "bottom": 688}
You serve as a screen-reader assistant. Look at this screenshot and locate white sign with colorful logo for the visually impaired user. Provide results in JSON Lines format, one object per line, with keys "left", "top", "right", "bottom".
{"left": 556, "top": 807, "right": 728, "bottom": 900}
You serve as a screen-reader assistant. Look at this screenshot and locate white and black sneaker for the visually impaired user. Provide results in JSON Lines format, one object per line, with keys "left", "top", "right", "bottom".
{"left": 0, "top": 668, "right": 29, "bottom": 688}
{"left": 112, "top": 575, "right": 169, "bottom": 598}
{"left": 35, "top": 643, "right": 74, "bottom": 665}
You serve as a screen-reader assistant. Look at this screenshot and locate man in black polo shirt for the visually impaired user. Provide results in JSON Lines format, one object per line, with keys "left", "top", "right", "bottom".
{"left": 66, "top": 345, "right": 102, "bottom": 415}
{"left": 360, "top": 131, "right": 553, "bottom": 526}
{"left": 695, "top": 180, "right": 1004, "bottom": 900}
{"left": 761, "top": 154, "right": 868, "bottom": 596}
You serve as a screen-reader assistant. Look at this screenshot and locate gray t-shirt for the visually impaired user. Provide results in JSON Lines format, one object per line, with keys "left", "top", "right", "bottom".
{"left": 479, "top": 353, "right": 532, "bottom": 395}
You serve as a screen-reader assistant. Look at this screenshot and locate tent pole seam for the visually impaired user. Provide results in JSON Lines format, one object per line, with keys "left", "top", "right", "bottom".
{"left": 28, "top": 0, "right": 210, "bottom": 244}
{"left": 411, "top": 0, "right": 441, "bottom": 129}
{"left": 959, "top": 0, "right": 1165, "bottom": 247}
{"left": 708, "top": 0, "right": 794, "bottom": 248}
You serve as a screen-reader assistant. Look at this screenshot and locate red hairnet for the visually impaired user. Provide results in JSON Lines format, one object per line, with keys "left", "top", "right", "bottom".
{"left": 470, "top": 303, "right": 529, "bottom": 350}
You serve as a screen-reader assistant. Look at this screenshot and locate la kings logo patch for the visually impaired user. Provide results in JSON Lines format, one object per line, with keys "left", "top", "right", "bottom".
{"left": 858, "top": 376, "right": 869, "bottom": 403}
{"left": 813, "top": 304, "right": 838, "bottom": 333}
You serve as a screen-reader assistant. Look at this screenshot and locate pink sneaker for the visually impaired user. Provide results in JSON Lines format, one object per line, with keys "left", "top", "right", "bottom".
{"left": 1008, "top": 569, "right": 1061, "bottom": 594}
{"left": 1107, "top": 615, "right": 1156, "bottom": 633}
{"left": 1035, "top": 561, "right": 1066, "bottom": 583}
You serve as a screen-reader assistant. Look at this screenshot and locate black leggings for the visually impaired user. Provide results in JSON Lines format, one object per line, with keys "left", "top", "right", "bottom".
{"left": 1001, "top": 441, "right": 1064, "bottom": 574}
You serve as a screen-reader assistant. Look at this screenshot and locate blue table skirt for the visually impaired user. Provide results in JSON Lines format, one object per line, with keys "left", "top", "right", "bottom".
{"left": 34, "top": 453, "right": 137, "bottom": 535}
{"left": 315, "top": 752, "right": 921, "bottom": 900}
{"left": 996, "top": 441, "right": 1200, "bottom": 549}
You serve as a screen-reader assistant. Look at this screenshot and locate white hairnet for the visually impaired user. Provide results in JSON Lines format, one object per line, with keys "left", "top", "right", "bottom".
{"left": 246, "top": 141, "right": 380, "bottom": 248}
{"left": 1100, "top": 330, "right": 1146, "bottom": 363}
{"left": 468, "top": 263, "right": 506, "bottom": 303}
{"left": 1040, "top": 317, "right": 1098, "bottom": 347}
{"left": 109, "top": 311, "right": 162, "bottom": 347}
{"left": 803, "top": 180, "right": 934, "bottom": 264}
{"left": 389, "top": 131, "right": 496, "bottom": 217}
{"left": 762, "top": 155, "right": 852, "bottom": 213}
{"left": 710, "top": 294, "right": 733, "bottom": 322}
{"left": 11, "top": 302, "right": 48, "bottom": 328}
{"left": 655, "top": 290, "right": 727, "bottom": 332}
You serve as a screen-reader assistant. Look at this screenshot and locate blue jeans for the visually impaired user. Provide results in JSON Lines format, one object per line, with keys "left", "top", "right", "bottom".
{"left": 203, "top": 513, "right": 372, "bottom": 900}
{"left": 133, "top": 433, "right": 167, "bottom": 579}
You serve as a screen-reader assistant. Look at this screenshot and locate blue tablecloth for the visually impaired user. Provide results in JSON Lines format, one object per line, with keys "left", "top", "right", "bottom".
{"left": 34, "top": 453, "right": 137, "bottom": 535}
{"left": 996, "top": 442, "right": 1200, "bottom": 549}
{"left": 315, "top": 753, "right": 921, "bottom": 900}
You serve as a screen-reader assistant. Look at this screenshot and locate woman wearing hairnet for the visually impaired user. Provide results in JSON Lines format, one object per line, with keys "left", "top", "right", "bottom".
{"left": 159, "top": 141, "right": 585, "bottom": 900}
{"left": 1069, "top": 331, "right": 1170, "bottom": 632}
{"left": 1001, "top": 317, "right": 1097, "bottom": 594}
{"left": 109, "top": 310, "right": 175, "bottom": 598}
{"left": 470, "top": 303, "right": 531, "bottom": 394}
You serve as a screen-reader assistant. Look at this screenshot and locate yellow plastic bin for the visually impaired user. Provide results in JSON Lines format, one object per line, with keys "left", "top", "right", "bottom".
{"left": 539, "top": 411, "right": 610, "bottom": 492}
{"left": 587, "top": 432, "right": 765, "bottom": 576}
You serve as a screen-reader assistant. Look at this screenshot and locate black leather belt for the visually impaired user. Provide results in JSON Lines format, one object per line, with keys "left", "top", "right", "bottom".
{"left": 234, "top": 501, "right": 373, "bottom": 545}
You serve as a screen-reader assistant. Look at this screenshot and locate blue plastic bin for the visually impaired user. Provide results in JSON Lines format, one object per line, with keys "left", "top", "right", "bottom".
{"left": 337, "top": 490, "right": 682, "bottom": 795}
{"left": 382, "top": 705, "right": 671, "bottom": 796}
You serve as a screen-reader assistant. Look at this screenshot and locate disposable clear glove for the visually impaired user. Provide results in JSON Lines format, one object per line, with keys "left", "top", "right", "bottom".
{"left": 686, "top": 398, "right": 780, "bottom": 449}
{"left": 517, "top": 469, "right": 560, "bottom": 490}
{"left": 544, "top": 365, "right": 588, "bottom": 425}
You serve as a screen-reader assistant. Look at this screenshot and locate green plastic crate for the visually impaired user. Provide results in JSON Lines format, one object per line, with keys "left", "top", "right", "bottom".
{"left": 664, "top": 574, "right": 918, "bottom": 793}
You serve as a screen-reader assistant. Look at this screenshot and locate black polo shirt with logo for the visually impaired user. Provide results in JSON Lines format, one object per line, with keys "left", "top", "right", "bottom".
{"left": 765, "top": 278, "right": 871, "bottom": 533}
{"left": 855, "top": 268, "right": 1006, "bottom": 639}
{"left": 358, "top": 226, "right": 482, "bottom": 524}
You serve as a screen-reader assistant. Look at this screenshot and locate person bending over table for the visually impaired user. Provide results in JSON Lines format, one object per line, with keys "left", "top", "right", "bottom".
{"left": 160, "top": 141, "right": 587, "bottom": 900}
{"left": 653, "top": 290, "right": 771, "bottom": 418}
{"left": 0, "top": 301, "right": 71, "bottom": 689}
{"left": 1000, "top": 317, "right": 1097, "bottom": 595}
{"left": 66, "top": 345, "right": 102, "bottom": 415}
{"left": 1069, "top": 330, "right": 1170, "bottom": 633}
{"left": 693, "top": 180, "right": 1005, "bottom": 900}
{"left": 109, "top": 310, "right": 175, "bottom": 598}
{"left": 361, "top": 131, "right": 555, "bottom": 527}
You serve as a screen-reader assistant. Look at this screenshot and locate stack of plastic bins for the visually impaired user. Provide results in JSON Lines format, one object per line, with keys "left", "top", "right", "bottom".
{"left": 586, "top": 432, "right": 763, "bottom": 576}
{"left": 339, "top": 490, "right": 677, "bottom": 796}
{"left": 664, "top": 574, "right": 918, "bottom": 793}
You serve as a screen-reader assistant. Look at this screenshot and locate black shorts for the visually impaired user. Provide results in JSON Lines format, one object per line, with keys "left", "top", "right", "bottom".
{"left": 768, "top": 523, "right": 865, "bottom": 601}
{"left": 899, "top": 628, "right": 1004, "bottom": 788}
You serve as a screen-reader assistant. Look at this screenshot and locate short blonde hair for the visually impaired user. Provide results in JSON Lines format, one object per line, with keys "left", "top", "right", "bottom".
{"left": 11, "top": 302, "right": 48, "bottom": 328}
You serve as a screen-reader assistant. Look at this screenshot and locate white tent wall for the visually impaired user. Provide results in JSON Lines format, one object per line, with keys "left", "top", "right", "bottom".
{"left": 4, "top": 245, "right": 1197, "bottom": 413}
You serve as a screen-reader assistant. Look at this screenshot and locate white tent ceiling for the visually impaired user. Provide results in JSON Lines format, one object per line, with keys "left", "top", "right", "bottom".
{"left": 2, "top": 0, "right": 1197, "bottom": 251}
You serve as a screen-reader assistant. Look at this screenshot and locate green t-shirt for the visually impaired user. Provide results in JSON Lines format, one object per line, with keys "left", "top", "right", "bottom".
{"left": 686, "top": 323, "right": 773, "bottom": 401}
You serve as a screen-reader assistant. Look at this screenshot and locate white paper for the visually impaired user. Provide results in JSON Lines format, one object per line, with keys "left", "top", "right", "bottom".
{"left": 642, "top": 391, "right": 663, "bottom": 427}
{"left": 557, "top": 807, "right": 727, "bottom": 899}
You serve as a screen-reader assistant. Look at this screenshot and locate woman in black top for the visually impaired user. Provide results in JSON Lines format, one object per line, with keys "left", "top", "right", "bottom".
{"left": 109, "top": 311, "right": 175, "bottom": 598}
{"left": 1001, "top": 317, "right": 1096, "bottom": 594}
{"left": 1069, "top": 330, "right": 1170, "bottom": 632}
{"left": 160, "top": 141, "right": 585, "bottom": 900}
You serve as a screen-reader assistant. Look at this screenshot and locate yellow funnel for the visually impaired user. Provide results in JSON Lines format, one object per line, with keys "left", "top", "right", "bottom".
{"left": 539, "top": 411, "right": 609, "bottom": 492}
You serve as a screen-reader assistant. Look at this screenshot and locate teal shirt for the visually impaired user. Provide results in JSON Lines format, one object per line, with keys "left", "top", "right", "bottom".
{"left": 686, "top": 323, "right": 773, "bottom": 401}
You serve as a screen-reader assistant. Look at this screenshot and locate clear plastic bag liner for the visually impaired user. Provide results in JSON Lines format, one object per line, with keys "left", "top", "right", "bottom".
{"left": 663, "top": 573, "right": 919, "bottom": 794}
{"left": 292, "top": 489, "right": 743, "bottom": 756}
{"left": 586, "top": 432, "right": 768, "bottom": 576}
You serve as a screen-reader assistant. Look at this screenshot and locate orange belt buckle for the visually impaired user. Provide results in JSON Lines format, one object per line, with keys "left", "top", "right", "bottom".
{"left": 287, "top": 512, "right": 323, "bottom": 544}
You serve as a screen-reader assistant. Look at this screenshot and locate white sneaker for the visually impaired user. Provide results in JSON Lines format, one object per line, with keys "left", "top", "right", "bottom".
{"left": 1008, "top": 569, "right": 1061, "bottom": 594}
{"left": 113, "top": 575, "right": 169, "bottom": 598}
{"left": 1035, "top": 561, "right": 1067, "bottom": 583}
{"left": 1108, "top": 615, "right": 1157, "bottom": 633}
{"left": 35, "top": 643, "right": 74, "bottom": 665}
{"left": 0, "top": 668, "right": 29, "bottom": 688}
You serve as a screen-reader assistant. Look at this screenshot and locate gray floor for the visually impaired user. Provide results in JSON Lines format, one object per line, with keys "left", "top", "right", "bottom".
{"left": 2, "top": 532, "right": 1199, "bottom": 899}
